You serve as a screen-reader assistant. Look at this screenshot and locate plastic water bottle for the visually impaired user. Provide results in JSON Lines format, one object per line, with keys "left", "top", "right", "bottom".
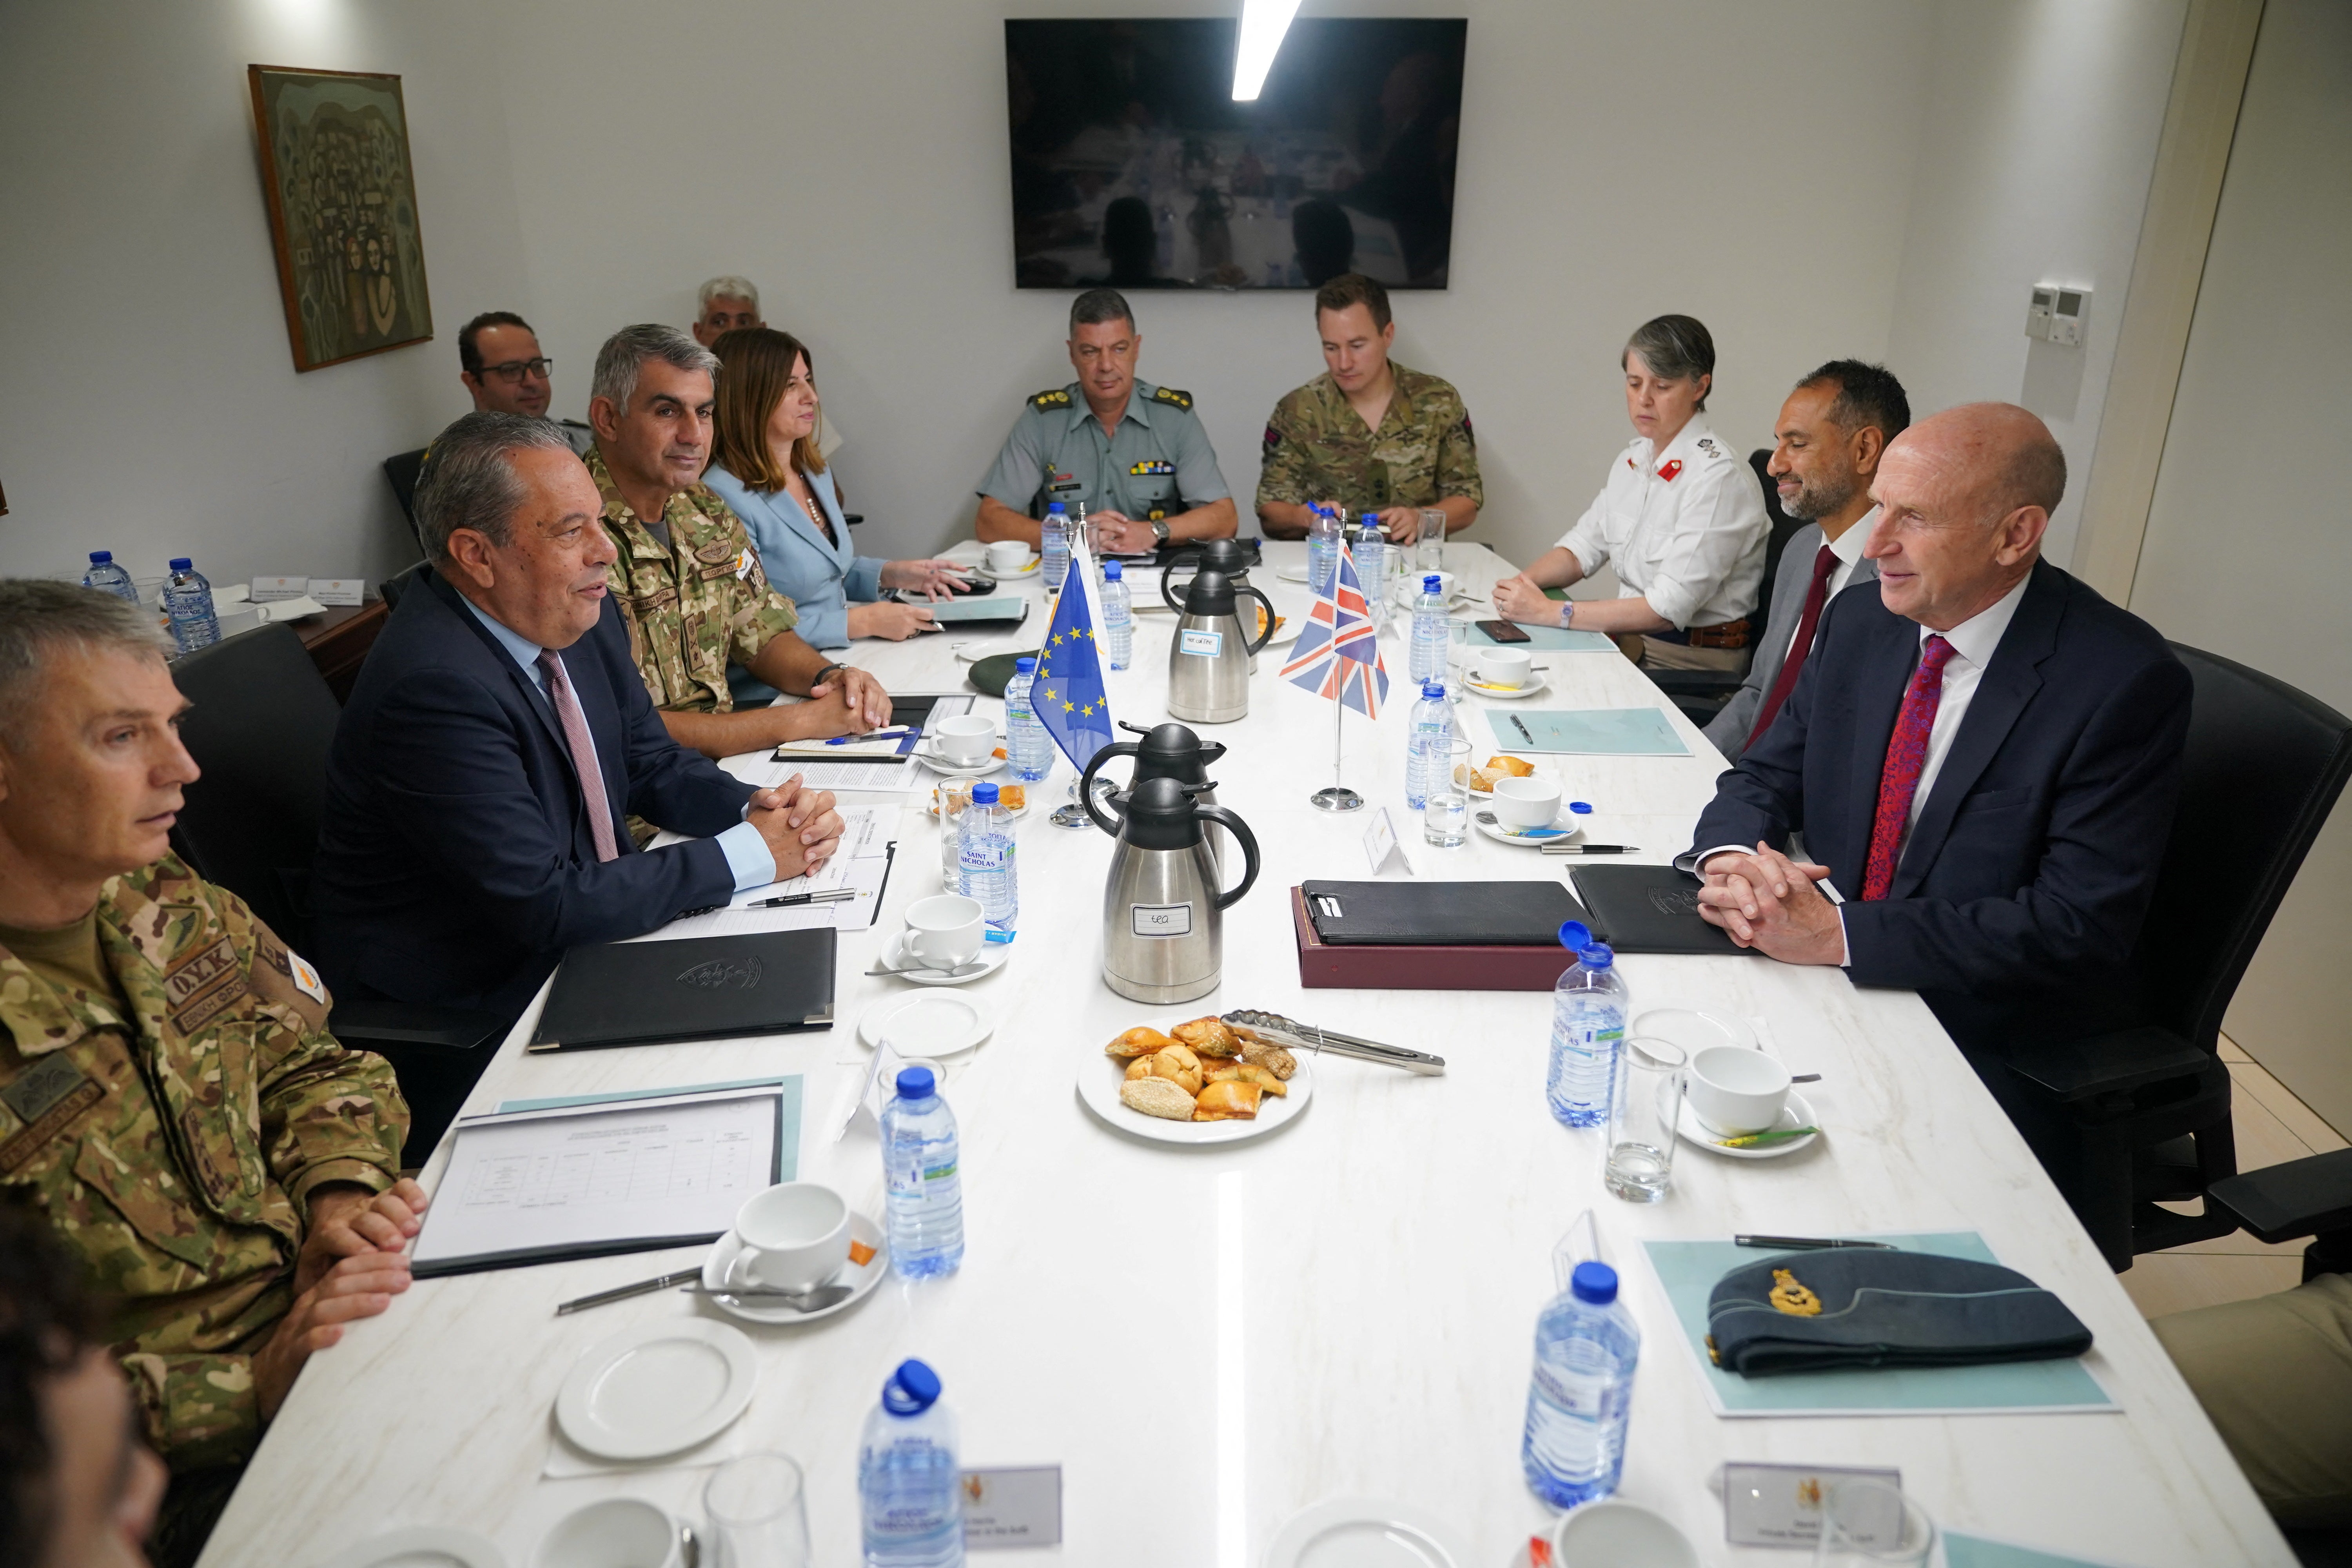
{"left": 1041, "top": 503, "right": 1072, "bottom": 590}
{"left": 859, "top": 1357, "right": 963, "bottom": 1566}
{"left": 81, "top": 550, "right": 139, "bottom": 603}
{"left": 1352, "top": 518, "right": 1390, "bottom": 627}
{"left": 1547, "top": 920, "right": 1628, "bottom": 1127}
{"left": 162, "top": 559, "right": 219, "bottom": 654}
{"left": 1404, "top": 680, "right": 1454, "bottom": 810}
{"left": 957, "top": 782, "right": 1017, "bottom": 935}
{"left": 1522, "top": 1260, "right": 1641, "bottom": 1508}
{"left": 1004, "top": 657, "right": 1051, "bottom": 782}
{"left": 1307, "top": 505, "right": 1341, "bottom": 598}
{"left": 1409, "top": 573, "right": 1449, "bottom": 686}
{"left": 1101, "top": 560, "right": 1133, "bottom": 670}
{"left": 882, "top": 1067, "right": 964, "bottom": 1279}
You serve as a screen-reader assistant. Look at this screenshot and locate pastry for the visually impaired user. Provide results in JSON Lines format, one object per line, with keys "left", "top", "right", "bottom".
{"left": 1192, "top": 1080, "right": 1264, "bottom": 1121}
{"left": 1125, "top": 1056, "right": 1154, "bottom": 1081}
{"left": 1486, "top": 754, "right": 1535, "bottom": 778}
{"left": 1203, "top": 1061, "right": 1288, "bottom": 1096}
{"left": 1238, "top": 1038, "right": 1298, "bottom": 1080}
{"left": 1171, "top": 1017, "right": 1242, "bottom": 1058}
{"left": 1120, "top": 1077, "right": 1198, "bottom": 1122}
{"left": 1106, "top": 1026, "right": 1174, "bottom": 1059}
{"left": 1147, "top": 1044, "right": 1203, "bottom": 1096}
{"left": 999, "top": 784, "right": 1027, "bottom": 810}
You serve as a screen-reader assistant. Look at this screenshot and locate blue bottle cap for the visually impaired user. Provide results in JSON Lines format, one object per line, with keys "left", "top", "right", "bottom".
{"left": 88, "top": 550, "right": 113, "bottom": 564}
{"left": 883, "top": 1357, "right": 942, "bottom": 1415}
{"left": 168, "top": 557, "right": 192, "bottom": 572}
{"left": 1570, "top": 1260, "right": 1619, "bottom": 1306}
{"left": 970, "top": 782, "right": 999, "bottom": 805}
{"left": 1569, "top": 801, "right": 1593, "bottom": 814}
{"left": 1423, "top": 574, "right": 1442, "bottom": 592}
{"left": 1422, "top": 681, "right": 1445, "bottom": 699}
{"left": 1016, "top": 655, "right": 1037, "bottom": 673}
{"left": 1558, "top": 920, "right": 1592, "bottom": 950}
{"left": 1103, "top": 561, "right": 1123, "bottom": 580}
{"left": 1046, "top": 501, "right": 1067, "bottom": 514}
{"left": 894, "top": 1066, "right": 935, "bottom": 1099}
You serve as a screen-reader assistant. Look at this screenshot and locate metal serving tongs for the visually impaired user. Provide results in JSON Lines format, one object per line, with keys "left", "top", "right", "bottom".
{"left": 1221, "top": 1009, "right": 1446, "bottom": 1076}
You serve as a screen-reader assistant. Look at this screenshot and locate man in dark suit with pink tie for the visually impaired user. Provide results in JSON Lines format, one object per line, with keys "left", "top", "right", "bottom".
{"left": 1685, "top": 403, "right": 2192, "bottom": 1160}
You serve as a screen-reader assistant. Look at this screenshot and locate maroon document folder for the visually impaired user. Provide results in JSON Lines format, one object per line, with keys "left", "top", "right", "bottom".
{"left": 1290, "top": 886, "right": 1571, "bottom": 991}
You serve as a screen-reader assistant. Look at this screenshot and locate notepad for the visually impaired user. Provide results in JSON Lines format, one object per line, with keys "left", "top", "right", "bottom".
{"left": 1489, "top": 707, "right": 1690, "bottom": 755}
{"left": 921, "top": 595, "right": 1030, "bottom": 624}
{"left": 1465, "top": 623, "right": 1619, "bottom": 652}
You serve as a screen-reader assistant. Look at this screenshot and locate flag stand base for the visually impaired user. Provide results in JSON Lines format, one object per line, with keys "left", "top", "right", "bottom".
{"left": 1310, "top": 786, "right": 1364, "bottom": 813}
{"left": 1049, "top": 804, "right": 1092, "bottom": 829}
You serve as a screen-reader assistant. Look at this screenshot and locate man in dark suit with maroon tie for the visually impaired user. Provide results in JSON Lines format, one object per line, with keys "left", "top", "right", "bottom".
{"left": 1685, "top": 402, "right": 2191, "bottom": 1157}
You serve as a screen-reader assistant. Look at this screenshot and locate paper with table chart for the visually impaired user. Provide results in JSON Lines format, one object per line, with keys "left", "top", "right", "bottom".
{"left": 411, "top": 1084, "right": 789, "bottom": 1276}
{"left": 635, "top": 806, "right": 893, "bottom": 938}
{"left": 1487, "top": 706, "right": 1691, "bottom": 756}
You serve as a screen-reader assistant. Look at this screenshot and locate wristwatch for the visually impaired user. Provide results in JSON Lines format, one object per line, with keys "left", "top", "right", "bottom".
{"left": 1558, "top": 600, "right": 1575, "bottom": 630}
{"left": 1150, "top": 519, "right": 1171, "bottom": 545}
{"left": 813, "top": 662, "right": 849, "bottom": 688}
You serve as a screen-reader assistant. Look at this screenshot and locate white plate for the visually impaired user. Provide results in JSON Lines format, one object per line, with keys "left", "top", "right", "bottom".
{"left": 858, "top": 991, "right": 996, "bottom": 1054}
{"left": 1275, "top": 561, "right": 1312, "bottom": 584}
{"left": 927, "top": 788, "right": 1031, "bottom": 822}
{"left": 700, "top": 1210, "right": 887, "bottom": 1325}
{"left": 975, "top": 556, "right": 1040, "bottom": 581}
{"left": 913, "top": 747, "right": 1008, "bottom": 780}
{"left": 1266, "top": 1497, "right": 1470, "bottom": 1567}
{"left": 1452, "top": 757, "right": 1540, "bottom": 800}
{"left": 1257, "top": 606, "right": 1303, "bottom": 648}
{"left": 1076, "top": 1039, "right": 1314, "bottom": 1145}
{"left": 1461, "top": 673, "right": 1549, "bottom": 701}
{"left": 1677, "top": 1087, "right": 1819, "bottom": 1159}
{"left": 323, "top": 1526, "right": 506, "bottom": 1568}
{"left": 870, "top": 933, "right": 1011, "bottom": 987}
{"left": 1473, "top": 812, "right": 1586, "bottom": 849}
{"left": 554, "top": 1319, "right": 757, "bottom": 1462}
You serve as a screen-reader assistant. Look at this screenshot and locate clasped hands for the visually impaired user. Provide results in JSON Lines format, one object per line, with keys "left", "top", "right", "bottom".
{"left": 1490, "top": 572, "right": 1558, "bottom": 625}
{"left": 1313, "top": 501, "right": 1424, "bottom": 544}
{"left": 807, "top": 664, "right": 891, "bottom": 730}
{"left": 1087, "top": 510, "right": 1160, "bottom": 555}
{"left": 260, "top": 1177, "right": 432, "bottom": 1417}
{"left": 748, "top": 777, "right": 846, "bottom": 881}
{"left": 1695, "top": 841, "right": 1847, "bottom": 966}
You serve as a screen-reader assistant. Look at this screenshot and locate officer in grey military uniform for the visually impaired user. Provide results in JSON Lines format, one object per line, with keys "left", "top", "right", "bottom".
{"left": 975, "top": 289, "right": 1237, "bottom": 554}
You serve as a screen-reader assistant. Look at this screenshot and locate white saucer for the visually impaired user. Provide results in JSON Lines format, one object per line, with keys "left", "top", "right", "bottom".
{"left": 858, "top": 990, "right": 997, "bottom": 1054}
{"left": 914, "top": 746, "right": 1007, "bottom": 780}
{"left": 1473, "top": 811, "right": 1586, "bottom": 848}
{"left": 1076, "top": 1041, "right": 1314, "bottom": 1146}
{"left": 1266, "top": 1497, "right": 1470, "bottom": 1567}
{"left": 975, "top": 556, "right": 1040, "bottom": 582}
{"left": 554, "top": 1319, "right": 757, "bottom": 1462}
{"left": 873, "top": 931, "right": 1009, "bottom": 986}
{"left": 1276, "top": 562, "right": 1312, "bottom": 584}
{"left": 700, "top": 1211, "right": 887, "bottom": 1325}
{"left": 1677, "top": 1088, "right": 1820, "bottom": 1159}
{"left": 1462, "top": 673, "right": 1548, "bottom": 701}
{"left": 324, "top": 1526, "right": 506, "bottom": 1568}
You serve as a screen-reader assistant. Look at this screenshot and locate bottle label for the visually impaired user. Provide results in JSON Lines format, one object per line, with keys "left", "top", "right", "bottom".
{"left": 923, "top": 1159, "right": 958, "bottom": 1183}
{"left": 1180, "top": 628, "right": 1223, "bottom": 658}
{"left": 1131, "top": 902, "right": 1194, "bottom": 938}
{"left": 887, "top": 1150, "right": 923, "bottom": 1196}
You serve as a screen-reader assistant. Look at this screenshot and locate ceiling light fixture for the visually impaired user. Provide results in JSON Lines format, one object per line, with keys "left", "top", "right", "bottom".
{"left": 1232, "top": 0, "right": 1302, "bottom": 101}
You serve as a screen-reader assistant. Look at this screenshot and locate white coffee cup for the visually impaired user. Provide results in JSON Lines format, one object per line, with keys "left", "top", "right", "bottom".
{"left": 1553, "top": 1500, "right": 1699, "bottom": 1568}
{"left": 933, "top": 715, "right": 998, "bottom": 766}
{"left": 1685, "top": 1044, "right": 1793, "bottom": 1137}
{"left": 1473, "top": 647, "right": 1533, "bottom": 689}
{"left": 1490, "top": 774, "right": 1564, "bottom": 831}
{"left": 535, "top": 1497, "right": 684, "bottom": 1568}
{"left": 733, "top": 1181, "right": 850, "bottom": 1293}
{"left": 906, "top": 893, "right": 985, "bottom": 970}
{"left": 985, "top": 540, "right": 1031, "bottom": 573}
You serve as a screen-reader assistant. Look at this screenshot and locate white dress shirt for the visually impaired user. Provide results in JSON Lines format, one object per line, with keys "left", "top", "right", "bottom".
{"left": 1555, "top": 419, "right": 1770, "bottom": 629}
{"left": 1784, "top": 506, "right": 1877, "bottom": 662}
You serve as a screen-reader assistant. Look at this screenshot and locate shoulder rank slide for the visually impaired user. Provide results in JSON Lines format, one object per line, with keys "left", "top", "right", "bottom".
{"left": 1029, "top": 388, "right": 1073, "bottom": 411}
{"left": 1149, "top": 386, "right": 1193, "bottom": 411}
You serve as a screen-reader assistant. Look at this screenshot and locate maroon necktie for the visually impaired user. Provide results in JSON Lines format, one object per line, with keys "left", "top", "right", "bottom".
{"left": 537, "top": 650, "right": 620, "bottom": 863}
{"left": 1861, "top": 635, "right": 1956, "bottom": 900}
{"left": 1747, "top": 543, "right": 1839, "bottom": 748}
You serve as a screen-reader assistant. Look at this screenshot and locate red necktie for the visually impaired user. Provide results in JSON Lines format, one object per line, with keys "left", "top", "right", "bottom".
{"left": 537, "top": 650, "right": 620, "bottom": 863}
{"left": 1747, "top": 544, "right": 1840, "bottom": 749}
{"left": 1861, "top": 635, "right": 1956, "bottom": 900}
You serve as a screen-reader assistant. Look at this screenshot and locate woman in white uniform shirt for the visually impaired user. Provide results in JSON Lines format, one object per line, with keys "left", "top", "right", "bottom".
{"left": 1492, "top": 315, "right": 1768, "bottom": 670}
{"left": 703, "top": 327, "right": 963, "bottom": 649}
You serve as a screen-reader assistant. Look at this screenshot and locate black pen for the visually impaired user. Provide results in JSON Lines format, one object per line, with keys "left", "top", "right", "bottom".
{"left": 1509, "top": 714, "right": 1533, "bottom": 744}
{"left": 1540, "top": 844, "right": 1640, "bottom": 855}
{"left": 1734, "top": 1234, "right": 1898, "bottom": 1251}
{"left": 744, "top": 888, "right": 857, "bottom": 910}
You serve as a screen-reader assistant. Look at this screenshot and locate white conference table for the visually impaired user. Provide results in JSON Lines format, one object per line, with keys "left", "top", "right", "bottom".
{"left": 202, "top": 541, "right": 2289, "bottom": 1567}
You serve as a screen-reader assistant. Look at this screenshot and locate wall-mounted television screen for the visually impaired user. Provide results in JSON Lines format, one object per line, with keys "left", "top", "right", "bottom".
{"left": 1005, "top": 18, "right": 1467, "bottom": 291}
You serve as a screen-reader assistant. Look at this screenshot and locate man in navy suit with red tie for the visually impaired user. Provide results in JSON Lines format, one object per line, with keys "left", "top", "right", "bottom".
{"left": 1686, "top": 403, "right": 2191, "bottom": 1153}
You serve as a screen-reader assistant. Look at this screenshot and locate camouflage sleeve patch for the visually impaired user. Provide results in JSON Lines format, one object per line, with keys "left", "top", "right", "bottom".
{"left": 1254, "top": 395, "right": 1314, "bottom": 508}
{"left": 1436, "top": 396, "right": 1485, "bottom": 510}
{"left": 1029, "top": 388, "right": 1073, "bottom": 411}
{"left": 1149, "top": 386, "right": 1194, "bottom": 412}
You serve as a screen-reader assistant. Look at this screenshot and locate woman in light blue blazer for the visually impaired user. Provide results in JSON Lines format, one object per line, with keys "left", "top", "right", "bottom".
{"left": 704, "top": 327, "right": 963, "bottom": 650}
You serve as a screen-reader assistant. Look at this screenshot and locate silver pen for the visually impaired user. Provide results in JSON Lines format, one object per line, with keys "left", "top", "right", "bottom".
{"left": 555, "top": 1268, "right": 701, "bottom": 1316}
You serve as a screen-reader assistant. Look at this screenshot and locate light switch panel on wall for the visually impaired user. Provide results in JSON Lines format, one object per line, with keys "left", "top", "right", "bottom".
{"left": 2025, "top": 283, "right": 2091, "bottom": 347}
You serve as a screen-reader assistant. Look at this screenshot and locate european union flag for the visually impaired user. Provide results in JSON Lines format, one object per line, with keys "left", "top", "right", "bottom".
{"left": 1034, "top": 539, "right": 1115, "bottom": 771}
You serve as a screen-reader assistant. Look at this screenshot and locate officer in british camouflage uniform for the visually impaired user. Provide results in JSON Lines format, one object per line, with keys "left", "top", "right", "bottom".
{"left": 0, "top": 580, "right": 422, "bottom": 1563}
{"left": 585, "top": 324, "right": 893, "bottom": 762}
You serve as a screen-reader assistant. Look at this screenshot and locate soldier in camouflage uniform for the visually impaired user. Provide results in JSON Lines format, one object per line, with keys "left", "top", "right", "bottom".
{"left": 584, "top": 324, "right": 891, "bottom": 764}
{"left": 1256, "top": 272, "right": 1483, "bottom": 544}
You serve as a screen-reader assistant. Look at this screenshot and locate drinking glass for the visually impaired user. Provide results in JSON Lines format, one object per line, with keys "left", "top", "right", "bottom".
{"left": 936, "top": 779, "right": 973, "bottom": 887}
{"left": 1813, "top": 1479, "right": 1935, "bottom": 1568}
{"left": 1423, "top": 737, "right": 1472, "bottom": 848}
{"left": 704, "top": 1452, "right": 811, "bottom": 1568}
{"left": 1604, "top": 1036, "right": 1686, "bottom": 1202}
{"left": 1417, "top": 509, "right": 1448, "bottom": 574}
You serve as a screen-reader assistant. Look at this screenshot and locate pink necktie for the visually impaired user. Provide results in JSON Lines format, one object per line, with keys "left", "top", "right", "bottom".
{"left": 537, "top": 650, "right": 620, "bottom": 863}
{"left": 1747, "top": 543, "right": 1839, "bottom": 748}
{"left": 1861, "top": 635, "right": 1956, "bottom": 900}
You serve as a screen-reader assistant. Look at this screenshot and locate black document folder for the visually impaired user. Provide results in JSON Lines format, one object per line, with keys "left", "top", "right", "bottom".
{"left": 1300, "top": 880, "right": 1592, "bottom": 946}
{"left": 528, "top": 928, "right": 838, "bottom": 1051}
{"left": 1566, "top": 864, "right": 1756, "bottom": 956}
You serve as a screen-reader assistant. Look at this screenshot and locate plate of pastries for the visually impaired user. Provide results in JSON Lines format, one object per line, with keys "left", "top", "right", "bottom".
{"left": 1076, "top": 1015, "right": 1314, "bottom": 1145}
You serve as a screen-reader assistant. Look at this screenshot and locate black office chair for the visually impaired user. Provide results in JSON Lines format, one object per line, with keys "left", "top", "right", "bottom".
{"left": 383, "top": 448, "right": 428, "bottom": 552}
{"left": 379, "top": 559, "right": 426, "bottom": 612}
{"left": 1646, "top": 449, "right": 1807, "bottom": 730}
{"left": 2009, "top": 645, "right": 2352, "bottom": 1271}
{"left": 167, "top": 623, "right": 506, "bottom": 1162}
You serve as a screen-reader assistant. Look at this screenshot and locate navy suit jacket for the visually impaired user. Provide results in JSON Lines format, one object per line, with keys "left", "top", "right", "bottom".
{"left": 1689, "top": 560, "right": 2191, "bottom": 1056}
{"left": 312, "top": 568, "right": 757, "bottom": 1017}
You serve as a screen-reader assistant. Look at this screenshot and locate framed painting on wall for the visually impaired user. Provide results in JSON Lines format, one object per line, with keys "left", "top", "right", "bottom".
{"left": 247, "top": 65, "right": 434, "bottom": 371}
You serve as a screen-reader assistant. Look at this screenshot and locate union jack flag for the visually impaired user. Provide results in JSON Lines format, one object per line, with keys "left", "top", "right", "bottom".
{"left": 1279, "top": 545, "right": 1390, "bottom": 719}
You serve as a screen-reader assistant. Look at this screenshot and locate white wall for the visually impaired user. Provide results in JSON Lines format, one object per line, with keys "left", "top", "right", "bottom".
{"left": 0, "top": 0, "right": 534, "bottom": 590}
{"left": 1882, "top": 0, "right": 2189, "bottom": 569}
{"left": 2127, "top": 0, "right": 2352, "bottom": 1133}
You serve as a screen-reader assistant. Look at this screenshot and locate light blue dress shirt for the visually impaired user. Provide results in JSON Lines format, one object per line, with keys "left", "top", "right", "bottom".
{"left": 701, "top": 463, "right": 880, "bottom": 652}
{"left": 458, "top": 593, "right": 777, "bottom": 890}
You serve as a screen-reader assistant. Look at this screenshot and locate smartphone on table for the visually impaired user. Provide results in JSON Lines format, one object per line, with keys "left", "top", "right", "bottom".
{"left": 1475, "top": 619, "right": 1532, "bottom": 644}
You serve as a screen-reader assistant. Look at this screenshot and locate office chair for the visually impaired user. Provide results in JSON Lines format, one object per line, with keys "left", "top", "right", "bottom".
{"left": 2009, "top": 645, "right": 2352, "bottom": 1271}
{"left": 166, "top": 623, "right": 506, "bottom": 1162}
{"left": 1646, "top": 449, "right": 1806, "bottom": 729}
{"left": 379, "top": 559, "right": 426, "bottom": 612}
{"left": 382, "top": 448, "right": 428, "bottom": 552}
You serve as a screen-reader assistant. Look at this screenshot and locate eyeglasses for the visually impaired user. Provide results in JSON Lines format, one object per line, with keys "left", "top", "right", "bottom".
{"left": 478, "top": 358, "right": 553, "bottom": 382}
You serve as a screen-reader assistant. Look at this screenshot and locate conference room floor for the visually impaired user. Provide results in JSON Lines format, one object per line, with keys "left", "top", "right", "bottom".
{"left": 198, "top": 541, "right": 2292, "bottom": 1566}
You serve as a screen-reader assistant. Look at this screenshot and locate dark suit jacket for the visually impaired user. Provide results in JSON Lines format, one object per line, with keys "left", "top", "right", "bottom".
{"left": 1689, "top": 560, "right": 2191, "bottom": 1055}
{"left": 312, "top": 568, "right": 756, "bottom": 1017}
{"left": 1704, "top": 524, "right": 1879, "bottom": 763}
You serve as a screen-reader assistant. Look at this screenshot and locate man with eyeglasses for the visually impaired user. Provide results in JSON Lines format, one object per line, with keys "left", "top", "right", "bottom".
{"left": 458, "top": 310, "right": 593, "bottom": 456}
